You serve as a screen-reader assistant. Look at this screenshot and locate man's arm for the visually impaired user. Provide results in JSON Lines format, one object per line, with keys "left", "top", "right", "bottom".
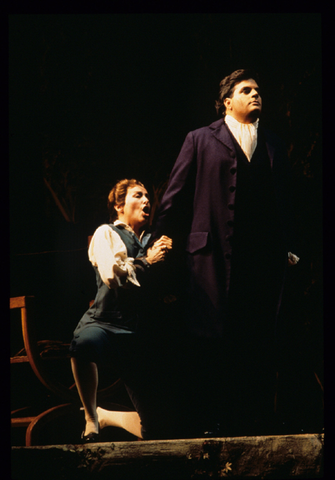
{"left": 152, "top": 131, "right": 197, "bottom": 241}
{"left": 265, "top": 127, "right": 300, "bottom": 260}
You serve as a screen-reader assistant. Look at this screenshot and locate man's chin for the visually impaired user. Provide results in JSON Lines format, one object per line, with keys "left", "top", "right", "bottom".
{"left": 249, "top": 109, "right": 261, "bottom": 122}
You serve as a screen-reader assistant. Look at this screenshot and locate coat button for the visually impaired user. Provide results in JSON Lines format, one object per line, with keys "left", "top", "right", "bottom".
{"left": 228, "top": 204, "right": 235, "bottom": 210}
{"left": 225, "top": 253, "right": 232, "bottom": 259}
{"left": 227, "top": 220, "right": 234, "bottom": 227}
{"left": 230, "top": 151, "right": 235, "bottom": 158}
{"left": 229, "top": 185, "right": 236, "bottom": 192}
{"left": 230, "top": 167, "right": 237, "bottom": 175}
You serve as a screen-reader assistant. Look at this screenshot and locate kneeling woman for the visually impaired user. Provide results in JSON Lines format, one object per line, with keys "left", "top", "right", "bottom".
{"left": 69, "top": 179, "right": 172, "bottom": 442}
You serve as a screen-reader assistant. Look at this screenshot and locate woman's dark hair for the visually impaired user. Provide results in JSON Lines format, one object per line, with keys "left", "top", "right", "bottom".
{"left": 107, "top": 178, "right": 145, "bottom": 222}
{"left": 215, "top": 68, "right": 260, "bottom": 116}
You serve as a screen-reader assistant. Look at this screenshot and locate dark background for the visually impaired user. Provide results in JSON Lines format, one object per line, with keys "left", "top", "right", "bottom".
{"left": 10, "top": 14, "right": 322, "bottom": 426}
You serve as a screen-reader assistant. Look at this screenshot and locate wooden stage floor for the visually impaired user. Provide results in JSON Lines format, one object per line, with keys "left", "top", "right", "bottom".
{"left": 11, "top": 433, "right": 324, "bottom": 479}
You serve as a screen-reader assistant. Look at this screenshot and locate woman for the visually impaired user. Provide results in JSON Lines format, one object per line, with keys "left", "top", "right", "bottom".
{"left": 69, "top": 179, "right": 172, "bottom": 442}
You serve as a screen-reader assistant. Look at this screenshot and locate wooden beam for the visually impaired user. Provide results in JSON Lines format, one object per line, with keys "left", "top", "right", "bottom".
{"left": 11, "top": 433, "right": 324, "bottom": 479}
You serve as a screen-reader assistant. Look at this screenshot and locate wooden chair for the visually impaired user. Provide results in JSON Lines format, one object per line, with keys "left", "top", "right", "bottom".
{"left": 10, "top": 295, "right": 122, "bottom": 445}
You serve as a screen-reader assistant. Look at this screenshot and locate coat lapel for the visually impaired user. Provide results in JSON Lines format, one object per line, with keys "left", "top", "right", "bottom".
{"left": 209, "top": 118, "right": 236, "bottom": 152}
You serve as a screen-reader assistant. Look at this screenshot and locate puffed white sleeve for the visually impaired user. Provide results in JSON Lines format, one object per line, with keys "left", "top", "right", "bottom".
{"left": 88, "top": 225, "right": 140, "bottom": 288}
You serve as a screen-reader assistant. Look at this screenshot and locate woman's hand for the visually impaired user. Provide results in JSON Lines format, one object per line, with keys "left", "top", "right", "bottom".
{"left": 145, "top": 236, "right": 172, "bottom": 265}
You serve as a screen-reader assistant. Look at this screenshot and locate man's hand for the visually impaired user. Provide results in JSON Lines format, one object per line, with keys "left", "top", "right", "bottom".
{"left": 288, "top": 252, "right": 300, "bottom": 266}
{"left": 146, "top": 235, "right": 172, "bottom": 265}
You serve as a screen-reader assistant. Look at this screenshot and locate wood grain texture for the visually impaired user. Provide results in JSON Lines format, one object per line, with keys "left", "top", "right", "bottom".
{"left": 11, "top": 433, "right": 324, "bottom": 479}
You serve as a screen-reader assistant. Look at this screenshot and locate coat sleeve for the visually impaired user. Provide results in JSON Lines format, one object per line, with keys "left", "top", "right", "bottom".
{"left": 152, "top": 131, "right": 197, "bottom": 241}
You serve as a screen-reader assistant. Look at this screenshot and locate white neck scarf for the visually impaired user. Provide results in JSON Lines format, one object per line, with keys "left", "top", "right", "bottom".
{"left": 225, "top": 114, "right": 259, "bottom": 162}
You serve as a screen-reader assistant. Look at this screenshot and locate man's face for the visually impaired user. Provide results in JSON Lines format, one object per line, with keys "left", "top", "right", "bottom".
{"left": 120, "top": 185, "right": 151, "bottom": 230}
{"left": 224, "top": 78, "right": 262, "bottom": 124}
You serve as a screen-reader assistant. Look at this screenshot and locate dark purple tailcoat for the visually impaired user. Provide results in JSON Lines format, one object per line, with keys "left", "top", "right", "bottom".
{"left": 153, "top": 118, "right": 295, "bottom": 338}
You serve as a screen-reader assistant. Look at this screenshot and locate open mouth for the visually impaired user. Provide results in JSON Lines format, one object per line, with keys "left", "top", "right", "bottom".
{"left": 143, "top": 206, "right": 150, "bottom": 215}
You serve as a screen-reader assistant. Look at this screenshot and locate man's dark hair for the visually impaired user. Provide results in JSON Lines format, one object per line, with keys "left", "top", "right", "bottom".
{"left": 215, "top": 69, "right": 260, "bottom": 116}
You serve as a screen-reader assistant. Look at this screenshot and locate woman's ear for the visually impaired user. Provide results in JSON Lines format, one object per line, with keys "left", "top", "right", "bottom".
{"left": 115, "top": 204, "right": 124, "bottom": 215}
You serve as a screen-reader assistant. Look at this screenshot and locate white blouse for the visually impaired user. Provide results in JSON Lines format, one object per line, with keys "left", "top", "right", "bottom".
{"left": 88, "top": 221, "right": 143, "bottom": 289}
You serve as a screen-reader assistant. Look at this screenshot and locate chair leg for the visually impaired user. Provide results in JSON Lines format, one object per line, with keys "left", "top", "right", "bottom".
{"left": 25, "top": 403, "right": 76, "bottom": 446}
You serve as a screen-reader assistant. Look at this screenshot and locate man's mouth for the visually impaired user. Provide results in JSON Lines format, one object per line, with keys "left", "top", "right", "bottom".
{"left": 143, "top": 206, "right": 150, "bottom": 216}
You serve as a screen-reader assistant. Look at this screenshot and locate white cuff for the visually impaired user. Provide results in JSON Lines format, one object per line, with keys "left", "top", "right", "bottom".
{"left": 114, "top": 257, "right": 140, "bottom": 287}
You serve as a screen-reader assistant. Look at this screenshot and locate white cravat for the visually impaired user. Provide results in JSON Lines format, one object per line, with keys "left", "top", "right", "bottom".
{"left": 225, "top": 114, "right": 259, "bottom": 162}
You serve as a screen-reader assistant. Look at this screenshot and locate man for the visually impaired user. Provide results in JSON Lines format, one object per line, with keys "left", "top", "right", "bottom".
{"left": 152, "top": 69, "right": 300, "bottom": 436}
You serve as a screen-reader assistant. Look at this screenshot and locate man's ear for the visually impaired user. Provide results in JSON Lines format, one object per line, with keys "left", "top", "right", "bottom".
{"left": 224, "top": 97, "right": 232, "bottom": 111}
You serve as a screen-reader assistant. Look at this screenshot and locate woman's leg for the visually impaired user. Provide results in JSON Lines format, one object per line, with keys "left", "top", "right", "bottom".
{"left": 70, "top": 324, "right": 119, "bottom": 437}
{"left": 71, "top": 357, "right": 99, "bottom": 435}
{"left": 70, "top": 326, "right": 138, "bottom": 437}
{"left": 97, "top": 407, "right": 143, "bottom": 438}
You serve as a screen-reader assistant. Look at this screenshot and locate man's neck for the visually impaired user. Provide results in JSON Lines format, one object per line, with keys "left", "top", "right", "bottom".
{"left": 226, "top": 113, "right": 260, "bottom": 125}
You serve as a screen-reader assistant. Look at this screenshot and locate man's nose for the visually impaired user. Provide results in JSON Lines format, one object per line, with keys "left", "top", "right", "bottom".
{"left": 251, "top": 89, "right": 259, "bottom": 98}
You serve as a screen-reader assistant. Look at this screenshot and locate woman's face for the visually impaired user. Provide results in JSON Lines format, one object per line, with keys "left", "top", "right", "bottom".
{"left": 118, "top": 185, "right": 151, "bottom": 230}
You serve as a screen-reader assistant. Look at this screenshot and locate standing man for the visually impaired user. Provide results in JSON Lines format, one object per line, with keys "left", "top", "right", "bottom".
{"left": 152, "top": 69, "right": 300, "bottom": 436}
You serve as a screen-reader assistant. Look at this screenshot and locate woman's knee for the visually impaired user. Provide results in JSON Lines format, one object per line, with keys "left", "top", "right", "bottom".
{"left": 69, "top": 328, "right": 109, "bottom": 364}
